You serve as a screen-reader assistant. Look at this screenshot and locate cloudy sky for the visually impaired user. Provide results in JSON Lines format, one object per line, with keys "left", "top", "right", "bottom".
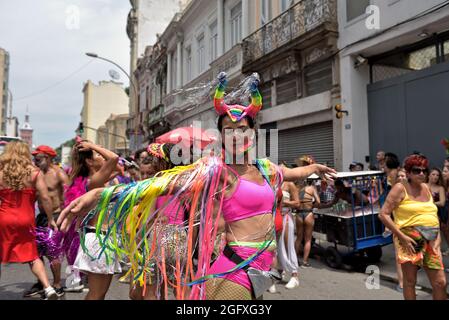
{"left": 0, "top": 0, "right": 174, "bottom": 148}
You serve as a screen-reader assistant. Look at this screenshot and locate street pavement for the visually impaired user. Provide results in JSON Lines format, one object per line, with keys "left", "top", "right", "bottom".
{"left": 0, "top": 247, "right": 439, "bottom": 300}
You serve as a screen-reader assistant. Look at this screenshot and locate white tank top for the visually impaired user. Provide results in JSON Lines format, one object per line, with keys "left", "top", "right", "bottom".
{"left": 282, "top": 190, "right": 291, "bottom": 202}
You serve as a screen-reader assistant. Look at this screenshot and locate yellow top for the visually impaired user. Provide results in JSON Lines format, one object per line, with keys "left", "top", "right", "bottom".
{"left": 393, "top": 184, "right": 439, "bottom": 229}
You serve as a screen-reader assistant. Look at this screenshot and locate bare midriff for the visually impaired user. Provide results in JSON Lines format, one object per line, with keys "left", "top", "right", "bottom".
{"left": 225, "top": 213, "right": 275, "bottom": 250}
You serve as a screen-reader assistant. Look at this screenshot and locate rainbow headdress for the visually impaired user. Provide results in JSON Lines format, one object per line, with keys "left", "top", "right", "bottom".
{"left": 214, "top": 72, "right": 263, "bottom": 122}
{"left": 78, "top": 156, "right": 282, "bottom": 300}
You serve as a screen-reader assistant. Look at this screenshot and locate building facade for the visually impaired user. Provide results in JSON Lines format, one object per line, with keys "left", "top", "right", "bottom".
{"left": 96, "top": 114, "right": 129, "bottom": 155}
{"left": 242, "top": 0, "right": 339, "bottom": 168}
{"left": 0, "top": 48, "right": 10, "bottom": 135}
{"left": 126, "top": 0, "right": 190, "bottom": 151}
{"left": 19, "top": 111, "right": 33, "bottom": 148}
{"left": 134, "top": 41, "right": 171, "bottom": 144}
{"left": 134, "top": 0, "right": 340, "bottom": 168}
{"left": 162, "top": 0, "right": 257, "bottom": 133}
{"left": 80, "top": 80, "right": 129, "bottom": 143}
{"left": 338, "top": 0, "right": 449, "bottom": 168}
{"left": 6, "top": 116, "right": 19, "bottom": 137}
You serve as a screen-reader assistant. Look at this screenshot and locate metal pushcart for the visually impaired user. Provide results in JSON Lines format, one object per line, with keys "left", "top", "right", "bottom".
{"left": 309, "top": 171, "right": 392, "bottom": 269}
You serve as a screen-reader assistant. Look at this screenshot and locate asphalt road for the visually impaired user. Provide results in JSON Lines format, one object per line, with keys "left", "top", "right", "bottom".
{"left": 0, "top": 257, "right": 433, "bottom": 300}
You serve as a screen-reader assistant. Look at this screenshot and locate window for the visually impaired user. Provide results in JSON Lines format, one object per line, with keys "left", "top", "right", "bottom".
{"left": 280, "top": 0, "right": 293, "bottom": 13}
{"left": 146, "top": 86, "right": 150, "bottom": 110}
{"left": 231, "top": 2, "right": 242, "bottom": 47}
{"left": 185, "top": 46, "right": 192, "bottom": 82}
{"left": 260, "top": 81, "right": 272, "bottom": 109}
{"left": 209, "top": 21, "right": 218, "bottom": 62}
{"left": 197, "top": 34, "right": 206, "bottom": 74}
{"left": 305, "top": 59, "right": 333, "bottom": 96}
{"left": 261, "top": 0, "right": 271, "bottom": 26}
{"left": 407, "top": 45, "right": 438, "bottom": 70}
{"left": 171, "top": 53, "right": 177, "bottom": 89}
{"left": 346, "top": 0, "right": 370, "bottom": 22}
{"left": 139, "top": 86, "right": 146, "bottom": 112}
{"left": 443, "top": 40, "right": 449, "bottom": 62}
{"left": 151, "top": 85, "right": 156, "bottom": 109}
{"left": 276, "top": 73, "right": 298, "bottom": 105}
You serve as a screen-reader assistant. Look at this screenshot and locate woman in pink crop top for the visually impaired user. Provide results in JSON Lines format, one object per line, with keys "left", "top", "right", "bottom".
{"left": 58, "top": 72, "right": 337, "bottom": 300}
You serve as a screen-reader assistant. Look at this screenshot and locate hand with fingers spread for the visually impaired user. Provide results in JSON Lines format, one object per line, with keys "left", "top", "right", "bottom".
{"left": 249, "top": 74, "right": 260, "bottom": 93}
{"left": 217, "top": 71, "right": 228, "bottom": 89}
{"left": 282, "top": 163, "right": 337, "bottom": 182}
{"left": 315, "top": 164, "right": 338, "bottom": 182}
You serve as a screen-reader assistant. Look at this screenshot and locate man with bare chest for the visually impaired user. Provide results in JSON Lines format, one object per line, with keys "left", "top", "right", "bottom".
{"left": 23, "top": 145, "right": 69, "bottom": 298}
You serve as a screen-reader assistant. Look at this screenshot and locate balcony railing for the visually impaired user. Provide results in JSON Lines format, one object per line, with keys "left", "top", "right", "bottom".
{"left": 243, "top": 0, "right": 337, "bottom": 65}
{"left": 210, "top": 44, "right": 243, "bottom": 78}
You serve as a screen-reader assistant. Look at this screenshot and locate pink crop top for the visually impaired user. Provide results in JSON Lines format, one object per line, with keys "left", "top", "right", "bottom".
{"left": 221, "top": 166, "right": 275, "bottom": 223}
{"left": 156, "top": 195, "right": 187, "bottom": 225}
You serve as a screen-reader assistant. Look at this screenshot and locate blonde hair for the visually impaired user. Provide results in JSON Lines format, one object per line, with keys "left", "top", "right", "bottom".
{"left": 0, "top": 141, "right": 33, "bottom": 190}
{"left": 295, "top": 155, "right": 315, "bottom": 167}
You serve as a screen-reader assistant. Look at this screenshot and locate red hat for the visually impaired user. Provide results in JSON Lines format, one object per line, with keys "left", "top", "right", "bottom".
{"left": 32, "top": 145, "right": 57, "bottom": 158}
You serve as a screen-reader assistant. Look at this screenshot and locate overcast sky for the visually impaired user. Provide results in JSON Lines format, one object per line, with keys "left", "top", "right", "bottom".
{"left": 0, "top": 0, "right": 172, "bottom": 148}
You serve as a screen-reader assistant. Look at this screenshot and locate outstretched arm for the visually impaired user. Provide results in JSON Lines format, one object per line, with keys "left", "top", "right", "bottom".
{"left": 56, "top": 160, "right": 204, "bottom": 232}
{"left": 282, "top": 164, "right": 337, "bottom": 182}
{"left": 57, "top": 187, "right": 105, "bottom": 232}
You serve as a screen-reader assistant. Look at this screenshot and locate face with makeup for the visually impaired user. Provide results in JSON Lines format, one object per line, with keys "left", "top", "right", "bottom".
{"left": 219, "top": 116, "right": 255, "bottom": 159}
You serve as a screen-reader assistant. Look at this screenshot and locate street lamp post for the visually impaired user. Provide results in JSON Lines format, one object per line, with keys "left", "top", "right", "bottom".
{"left": 85, "top": 52, "right": 138, "bottom": 97}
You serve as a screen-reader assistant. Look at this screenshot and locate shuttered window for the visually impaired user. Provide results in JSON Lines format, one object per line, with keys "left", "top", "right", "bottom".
{"left": 276, "top": 73, "right": 298, "bottom": 105}
{"left": 305, "top": 59, "right": 333, "bottom": 96}
{"left": 260, "top": 81, "right": 272, "bottom": 109}
{"left": 278, "top": 121, "right": 334, "bottom": 167}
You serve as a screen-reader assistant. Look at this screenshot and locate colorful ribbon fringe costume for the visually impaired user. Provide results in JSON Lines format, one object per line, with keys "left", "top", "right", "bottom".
{"left": 78, "top": 72, "right": 284, "bottom": 300}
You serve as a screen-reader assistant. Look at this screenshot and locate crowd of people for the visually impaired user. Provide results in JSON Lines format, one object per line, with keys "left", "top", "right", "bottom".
{"left": 0, "top": 71, "right": 447, "bottom": 301}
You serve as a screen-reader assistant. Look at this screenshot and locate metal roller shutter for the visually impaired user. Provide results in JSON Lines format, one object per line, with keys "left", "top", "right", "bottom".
{"left": 278, "top": 121, "right": 334, "bottom": 167}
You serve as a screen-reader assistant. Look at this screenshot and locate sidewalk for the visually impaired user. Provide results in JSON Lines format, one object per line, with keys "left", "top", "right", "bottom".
{"left": 377, "top": 243, "right": 449, "bottom": 292}
{"left": 311, "top": 236, "right": 449, "bottom": 293}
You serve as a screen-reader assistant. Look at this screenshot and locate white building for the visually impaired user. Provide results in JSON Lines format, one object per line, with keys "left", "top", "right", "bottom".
{"left": 338, "top": 0, "right": 449, "bottom": 168}
{"left": 6, "top": 116, "right": 19, "bottom": 137}
{"left": 80, "top": 80, "right": 129, "bottom": 143}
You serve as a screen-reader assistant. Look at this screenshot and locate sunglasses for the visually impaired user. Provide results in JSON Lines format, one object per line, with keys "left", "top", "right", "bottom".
{"left": 410, "top": 167, "right": 429, "bottom": 175}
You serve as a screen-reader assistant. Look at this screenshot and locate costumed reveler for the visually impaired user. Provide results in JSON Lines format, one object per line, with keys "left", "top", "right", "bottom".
{"left": 57, "top": 72, "right": 336, "bottom": 300}
{"left": 128, "top": 142, "right": 191, "bottom": 300}
{"left": 64, "top": 139, "right": 121, "bottom": 299}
